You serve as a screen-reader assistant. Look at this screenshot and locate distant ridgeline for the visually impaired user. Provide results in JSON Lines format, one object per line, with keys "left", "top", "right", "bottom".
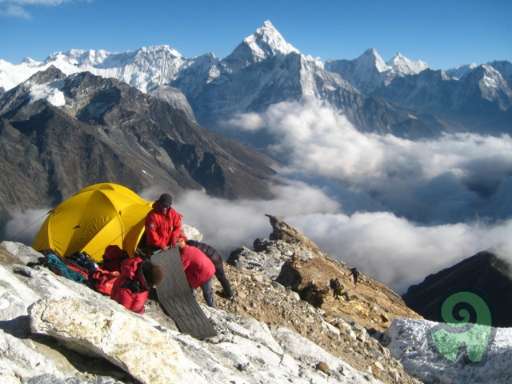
{"left": 1, "top": 21, "right": 510, "bottom": 142}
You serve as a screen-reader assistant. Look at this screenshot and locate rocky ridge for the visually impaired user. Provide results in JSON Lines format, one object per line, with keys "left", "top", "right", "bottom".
{"left": 0, "top": 216, "right": 421, "bottom": 384}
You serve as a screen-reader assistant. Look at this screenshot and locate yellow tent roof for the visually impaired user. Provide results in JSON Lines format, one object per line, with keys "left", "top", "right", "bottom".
{"left": 33, "top": 183, "right": 153, "bottom": 261}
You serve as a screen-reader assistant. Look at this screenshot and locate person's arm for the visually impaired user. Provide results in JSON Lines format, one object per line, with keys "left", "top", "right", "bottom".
{"left": 145, "top": 214, "right": 166, "bottom": 249}
{"left": 169, "top": 212, "right": 187, "bottom": 246}
{"left": 180, "top": 247, "right": 191, "bottom": 269}
{"left": 129, "top": 291, "right": 148, "bottom": 314}
{"left": 115, "top": 288, "right": 138, "bottom": 312}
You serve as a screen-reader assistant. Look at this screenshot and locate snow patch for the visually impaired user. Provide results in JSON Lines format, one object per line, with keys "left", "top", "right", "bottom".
{"left": 29, "top": 81, "right": 65, "bottom": 107}
{"left": 385, "top": 318, "right": 512, "bottom": 384}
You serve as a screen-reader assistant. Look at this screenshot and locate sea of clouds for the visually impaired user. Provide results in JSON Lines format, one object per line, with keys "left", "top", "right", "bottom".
{"left": 194, "top": 99, "right": 512, "bottom": 293}
{"left": 6, "top": 99, "right": 512, "bottom": 294}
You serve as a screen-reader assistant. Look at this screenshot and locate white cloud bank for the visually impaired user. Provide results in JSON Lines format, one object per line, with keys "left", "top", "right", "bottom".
{"left": 227, "top": 100, "right": 512, "bottom": 224}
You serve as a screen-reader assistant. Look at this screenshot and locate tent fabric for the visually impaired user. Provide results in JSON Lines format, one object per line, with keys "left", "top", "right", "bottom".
{"left": 33, "top": 183, "right": 153, "bottom": 262}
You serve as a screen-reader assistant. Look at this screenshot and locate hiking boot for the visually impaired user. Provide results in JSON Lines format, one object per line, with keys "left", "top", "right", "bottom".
{"left": 216, "top": 290, "right": 234, "bottom": 300}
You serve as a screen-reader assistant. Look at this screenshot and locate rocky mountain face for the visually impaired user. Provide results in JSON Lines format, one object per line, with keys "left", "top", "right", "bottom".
{"left": 402, "top": 251, "right": 512, "bottom": 327}
{"left": 371, "top": 62, "right": 512, "bottom": 134}
{"left": 0, "top": 66, "right": 277, "bottom": 235}
{"left": 2, "top": 21, "right": 510, "bottom": 141}
{"left": 0, "top": 215, "right": 422, "bottom": 384}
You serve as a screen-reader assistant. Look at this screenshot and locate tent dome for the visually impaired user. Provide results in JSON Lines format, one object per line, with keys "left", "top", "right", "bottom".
{"left": 33, "top": 183, "right": 153, "bottom": 261}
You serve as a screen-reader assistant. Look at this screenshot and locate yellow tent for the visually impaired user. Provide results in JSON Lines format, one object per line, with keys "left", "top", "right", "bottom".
{"left": 33, "top": 183, "right": 153, "bottom": 261}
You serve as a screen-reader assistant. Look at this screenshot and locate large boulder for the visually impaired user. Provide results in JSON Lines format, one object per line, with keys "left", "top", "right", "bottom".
{"left": 29, "top": 298, "right": 184, "bottom": 384}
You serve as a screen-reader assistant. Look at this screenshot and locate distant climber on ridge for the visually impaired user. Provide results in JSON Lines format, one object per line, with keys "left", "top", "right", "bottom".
{"left": 145, "top": 193, "right": 187, "bottom": 254}
{"left": 330, "top": 278, "right": 343, "bottom": 300}
{"left": 348, "top": 267, "right": 360, "bottom": 286}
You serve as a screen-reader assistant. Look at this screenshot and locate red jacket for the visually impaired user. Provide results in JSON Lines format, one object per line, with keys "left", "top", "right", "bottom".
{"left": 145, "top": 201, "right": 187, "bottom": 248}
{"left": 179, "top": 245, "right": 215, "bottom": 289}
{"left": 110, "top": 257, "right": 150, "bottom": 314}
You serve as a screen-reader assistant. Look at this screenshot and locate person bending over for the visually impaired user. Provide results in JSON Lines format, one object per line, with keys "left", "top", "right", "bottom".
{"left": 178, "top": 238, "right": 216, "bottom": 308}
{"left": 186, "top": 240, "right": 234, "bottom": 301}
{"left": 110, "top": 257, "right": 164, "bottom": 314}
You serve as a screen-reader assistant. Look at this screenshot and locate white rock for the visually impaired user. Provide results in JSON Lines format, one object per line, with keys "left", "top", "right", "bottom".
{"left": 0, "top": 330, "right": 64, "bottom": 381}
{"left": 272, "top": 327, "right": 382, "bottom": 384}
{"left": 288, "top": 291, "right": 301, "bottom": 301}
{"left": 182, "top": 224, "right": 203, "bottom": 241}
{"left": 1, "top": 241, "right": 41, "bottom": 265}
{"left": 29, "top": 297, "right": 185, "bottom": 384}
{"left": 322, "top": 321, "right": 341, "bottom": 337}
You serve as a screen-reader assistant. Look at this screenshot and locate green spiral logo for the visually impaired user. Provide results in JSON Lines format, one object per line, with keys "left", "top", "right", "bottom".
{"left": 430, "top": 287, "right": 496, "bottom": 363}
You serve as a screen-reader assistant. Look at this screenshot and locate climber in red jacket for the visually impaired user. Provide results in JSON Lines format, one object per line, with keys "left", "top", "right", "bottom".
{"left": 110, "top": 257, "right": 164, "bottom": 314}
{"left": 178, "top": 238, "right": 216, "bottom": 308}
{"left": 145, "top": 193, "right": 188, "bottom": 252}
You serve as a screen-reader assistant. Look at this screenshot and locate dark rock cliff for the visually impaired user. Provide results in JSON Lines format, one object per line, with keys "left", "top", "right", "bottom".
{"left": 402, "top": 251, "right": 512, "bottom": 327}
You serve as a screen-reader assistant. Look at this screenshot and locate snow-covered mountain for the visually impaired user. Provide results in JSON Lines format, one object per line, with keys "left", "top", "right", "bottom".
{"left": 229, "top": 20, "right": 300, "bottom": 66}
{"left": 0, "top": 45, "right": 196, "bottom": 120}
{"left": 1, "top": 20, "right": 511, "bottom": 139}
{"left": 0, "top": 45, "right": 185, "bottom": 92}
{"left": 445, "top": 63, "right": 478, "bottom": 79}
{"left": 325, "top": 49, "right": 429, "bottom": 93}
{"left": 0, "top": 66, "right": 278, "bottom": 228}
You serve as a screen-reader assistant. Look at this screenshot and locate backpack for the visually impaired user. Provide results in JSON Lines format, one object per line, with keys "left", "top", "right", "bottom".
{"left": 89, "top": 267, "right": 120, "bottom": 295}
{"left": 102, "top": 245, "right": 129, "bottom": 273}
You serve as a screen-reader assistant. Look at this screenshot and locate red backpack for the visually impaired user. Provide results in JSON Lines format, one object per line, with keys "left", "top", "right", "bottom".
{"left": 89, "top": 267, "right": 119, "bottom": 295}
{"left": 102, "top": 245, "right": 129, "bottom": 273}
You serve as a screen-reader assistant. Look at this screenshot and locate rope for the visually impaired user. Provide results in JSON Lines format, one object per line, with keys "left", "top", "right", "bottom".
{"left": 7, "top": 210, "right": 51, "bottom": 242}
{"left": 46, "top": 254, "right": 87, "bottom": 283}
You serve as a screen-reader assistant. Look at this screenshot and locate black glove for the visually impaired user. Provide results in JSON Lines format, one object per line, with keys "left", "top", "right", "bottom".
{"left": 122, "top": 279, "right": 141, "bottom": 293}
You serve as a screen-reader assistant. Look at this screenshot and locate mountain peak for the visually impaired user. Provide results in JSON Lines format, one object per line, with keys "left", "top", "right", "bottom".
{"left": 242, "top": 20, "right": 299, "bottom": 59}
{"left": 357, "top": 48, "right": 389, "bottom": 72}
{"left": 387, "top": 52, "right": 429, "bottom": 75}
{"left": 21, "top": 57, "right": 37, "bottom": 65}
{"left": 445, "top": 63, "right": 478, "bottom": 79}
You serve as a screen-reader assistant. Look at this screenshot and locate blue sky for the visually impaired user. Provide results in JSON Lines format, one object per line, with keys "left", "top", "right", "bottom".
{"left": 0, "top": 0, "right": 511, "bottom": 70}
